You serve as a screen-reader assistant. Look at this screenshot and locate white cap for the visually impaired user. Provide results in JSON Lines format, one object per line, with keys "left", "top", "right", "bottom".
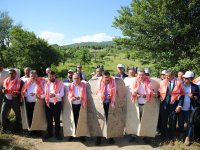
{"left": 161, "top": 70, "right": 166, "bottom": 75}
{"left": 144, "top": 67, "right": 150, "bottom": 74}
{"left": 117, "top": 64, "right": 124, "bottom": 68}
{"left": 183, "top": 71, "right": 194, "bottom": 78}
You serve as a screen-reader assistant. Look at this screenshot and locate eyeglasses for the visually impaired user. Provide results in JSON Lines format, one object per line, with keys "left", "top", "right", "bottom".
{"left": 184, "top": 78, "right": 190, "bottom": 80}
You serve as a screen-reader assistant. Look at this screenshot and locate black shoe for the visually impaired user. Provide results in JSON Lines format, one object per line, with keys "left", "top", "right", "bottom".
{"left": 28, "top": 131, "right": 36, "bottom": 137}
{"left": 56, "top": 134, "right": 63, "bottom": 141}
{"left": 95, "top": 137, "right": 101, "bottom": 146}
{"left": 43, "top": 133, "right": 53, "bottom": 140}
{"left": 109, "top": 138, "right": 114, "bottom": 145}
{"left": 129, "top": 136, "right": 136, "bottom": 142}
{"left": 80, "top": 136, "right": 86, "bottom": 142}
{"left": 68, "top": 136, "right": 74, "bottom": 141}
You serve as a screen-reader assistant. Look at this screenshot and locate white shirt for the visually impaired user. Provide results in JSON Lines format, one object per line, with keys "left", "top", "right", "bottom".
{"left": 138, "top": 82, "right": 146, "bottom": 104}
{"left": 169, "top": 79, "right": 175, "bottom": 91}
{"left": 72, "top": 85, "right": 81, "bottom": 104}
{"left": 25, "top": 82, "right": 37, "bottom": 102}
{"left": 182, "top": 84, "right": 192, "bottom": 111}
{"left": 49, "top": 82, "right": 64, "bottom": 103}
{"left": 21, "top": 76, "right": 29, "bottom": 82}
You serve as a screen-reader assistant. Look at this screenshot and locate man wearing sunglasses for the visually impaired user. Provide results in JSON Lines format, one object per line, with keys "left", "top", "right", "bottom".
{"left": 176, "top": 71, "right": 199, "bottom": 146}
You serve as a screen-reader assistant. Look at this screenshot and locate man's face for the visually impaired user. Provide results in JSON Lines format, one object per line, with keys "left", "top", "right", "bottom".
{"left": 73, "top": 74, "right": 81, "bottom": 84}
{"left": 160, "top": 74, "right": 166, "bottom": 80}
{"left": 184, "top": 77, "right": 192, "bottom": 84}
{"left": 68, "top": 72, "right": 73, "bottom": 78}
{"left": 46, "top": 69, "right": 51, "bottom": 75}
{"left": 104, "top": 75, "right": 110, "bottom": 82}
{"left": 49, "top": 74, "right": 56, "bottom": 82}
{"left": 178, "top": 71, "right": 184, "bottom": 80}
{"left": 24, "top": 68, "right": 31, "bottom": 76}
{"left": 138, "top": 71, "right": 145, "bottom": 81}
{"left": 30, "top": 72, "right": 37, "bottom": 80}
{"left": 117, "top": 67, "right": 123, "bottom": 73}
{"left": 0, "top": 64, "right": 3, "bottom": 72}
{"left": 128, "top": 69, "right": 135, "bottom": 77}
{"left": 96, "top": 68, "right": 102, "bottom": 77}
{"left": 9, "top": 71, "right": 16, "bottom": 80}
{"left": 165, "top": 72, "right": 174, "bottom": 81}
{"left": 76, "top": 67, "right": 82, "bottom": 72}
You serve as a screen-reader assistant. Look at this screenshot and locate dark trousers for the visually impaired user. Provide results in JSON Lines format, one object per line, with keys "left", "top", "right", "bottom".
{"left": 72, "top": 104, "right": 81, "bottom": 130}
{"left": 103, "top": 103, "right": 109, "bottom": 122}
{"left": 45, "top": 102, "right": 61, "bottom": 135}
{"left": 1, "top": 97, "right": 21, "bottom": 130}
{"left": 25, "top": 101, "right": 35, "bottom": 127}
{"left": 160, "top": 100, "right": 178, "bottom": 139}
{"left": 178, "top": 110, "right": 193, "bottom": 137}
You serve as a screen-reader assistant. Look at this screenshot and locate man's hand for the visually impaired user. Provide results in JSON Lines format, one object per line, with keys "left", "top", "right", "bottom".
{"left": 50, "top": 93, "right": 55, "bottom": 98}
{"left": 30, "top": 93, "right": 35, "bottom": 96}
{"left": 175, "top": 106, "right": 182, "bottom": 113}
{"left": 188, "top": 93, "right": 193, "bottom": 99}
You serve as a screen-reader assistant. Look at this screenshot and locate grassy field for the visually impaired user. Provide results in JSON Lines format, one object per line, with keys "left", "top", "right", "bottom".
{"left": 54, "top": 50, "right": 154, "bottom": 79}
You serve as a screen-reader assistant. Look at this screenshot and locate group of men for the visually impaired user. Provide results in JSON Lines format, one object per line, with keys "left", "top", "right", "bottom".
{"left": 0, "top": 62, "right": 200, "bottom": 147}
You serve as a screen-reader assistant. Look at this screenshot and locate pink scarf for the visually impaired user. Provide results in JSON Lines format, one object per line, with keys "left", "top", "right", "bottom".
{"left": 4, "top": 77, "right": 21, "bottom": 94}
{"left": 21, "top": 77, "right": 45, "bottom": 101}
{"left": 97, "top": 76, "right": 116, "bottom": 107}
{"left": 68, "top": 81, "right": 87, "bottom": 108}
{"left": 45, "top": 79, "right": 64, "bottom": 106}
{"left": 131, "top": 77, "right": 152, "bottom": 102}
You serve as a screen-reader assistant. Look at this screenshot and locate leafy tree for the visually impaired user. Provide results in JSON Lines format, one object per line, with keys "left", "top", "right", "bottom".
{"left": 113, "top": 0, "right": 200, "bottom": 76}
{"left": 0, "top": 11, "right": 13, "bottom": 63}
{"left": 8, "top": 26, "right": 62, "bottom": 75}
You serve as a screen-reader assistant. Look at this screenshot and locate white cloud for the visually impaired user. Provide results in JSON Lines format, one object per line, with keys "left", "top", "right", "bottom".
{"left": 39, "top": 31, "right": 66, "bottom": 45}
{"left": 73, "top": 33, "right": 113, "bottom": 43}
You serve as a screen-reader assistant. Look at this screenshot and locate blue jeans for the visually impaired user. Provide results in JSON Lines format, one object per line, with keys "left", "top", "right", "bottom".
{"left": 178, "top": 110, "right": 193, "bottom": 137}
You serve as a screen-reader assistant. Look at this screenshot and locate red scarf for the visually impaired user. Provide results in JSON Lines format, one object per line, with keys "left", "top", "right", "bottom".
{"left": 97, "top": 76, "right": 116, "bottom": 107}
{"left": 159, "top": 78, "right": 184, "bottom": 104}
{"left": 68, "top": 81, "right": 87, "bottom": 108}
{"left": 21, "top": 77, "right": 45, "bottom": 99}
{"left": 193, "top": 77, "right": 200, "bottom": 84}
{"left": 131, "top": 77, "right": 152, "bottom": 102}
{"left": 45, "top": 79, "right": 64, "bottom": 106}
{"left": 4, "top": 77, "right": 21, "bottom": 94}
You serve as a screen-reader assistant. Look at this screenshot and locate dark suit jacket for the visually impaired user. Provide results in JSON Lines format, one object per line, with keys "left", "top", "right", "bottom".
{"left": 178, "top": 83, "right": 200, "bottom": 110}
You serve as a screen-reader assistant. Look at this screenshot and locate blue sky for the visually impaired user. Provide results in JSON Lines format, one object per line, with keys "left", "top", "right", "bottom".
{"left": 0, "top": 0, "right": 132, "bottom": 45}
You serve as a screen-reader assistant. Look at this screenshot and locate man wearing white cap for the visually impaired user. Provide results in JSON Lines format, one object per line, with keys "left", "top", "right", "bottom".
{"left": 115, "top": 64, "right": 128, "bottom": 79}
{"left": 160, "top": 70, "right": 166, "bottom": 80}
{"left": 176, "top": 71, "right": 199, "bottom": 146}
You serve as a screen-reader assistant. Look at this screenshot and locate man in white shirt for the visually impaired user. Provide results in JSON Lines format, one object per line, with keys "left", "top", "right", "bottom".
{"left": 43, "top": 71, "right": 64, "bottom": 140}
{"left": 176, "top": 71, "right": 199, "bottom": 146}
{"left": 21, "top": 70, "right": 45, "bottom": 136}
{"left": 21, "top": 67, "right": 31, "bottom": 82}
{"left": 68, "top": 73, "right": 87, "bottom": 142}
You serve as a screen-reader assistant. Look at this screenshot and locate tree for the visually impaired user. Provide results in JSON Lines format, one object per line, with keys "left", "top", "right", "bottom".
{"left": 7, "top": 26, "right": 62, "bottom": 75}
{"left": 0, "top": 11, "right": 13, "bottom": 63}
{"left": 113, "top": 0, "right": 200, "bottom": 75}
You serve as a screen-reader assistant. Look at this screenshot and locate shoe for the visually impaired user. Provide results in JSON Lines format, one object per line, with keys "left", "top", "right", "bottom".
{"left": 109, "top": 138, "right": 115, "bottom": 145}
{"left": 129, "top": 136, "right": 136, "bottom": 142}
{"left": 43, "top": 133, "right": 53, "bottom": 140}
{"left": 184, "top": 137, "right": 191, "bottom": 146}
{"left": 28, "top": 131, "right": 36, "bottom": 137}
{"left": 68, "top": 136, "right": 74, "bottom": 141}
{"left": 168, "top": 140, "right": 174, "bottom": 146}
{"left": 95, "top": 137, "right": 101, "bottom": 146}
{"left": 56, "top": 134, "right": 63, "bottom": 141}
{"left": 143, "top": 137, "right": 151, "bottom": 144}
{"left": 80, "top": 136, "right": 86, "bottom": 142}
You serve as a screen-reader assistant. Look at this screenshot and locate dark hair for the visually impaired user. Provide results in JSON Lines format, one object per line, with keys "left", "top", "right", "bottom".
{"left": 9, "top": 69, "right": 16, "bottom": 73}
{"left": 50, "top": 71, "right": 56, "bottom": 75}
{"left": 30, "top": 70, "right": 37, "bottom": 74}
{"left": 104, "top": 70, "right": 110, "bottom": 76}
